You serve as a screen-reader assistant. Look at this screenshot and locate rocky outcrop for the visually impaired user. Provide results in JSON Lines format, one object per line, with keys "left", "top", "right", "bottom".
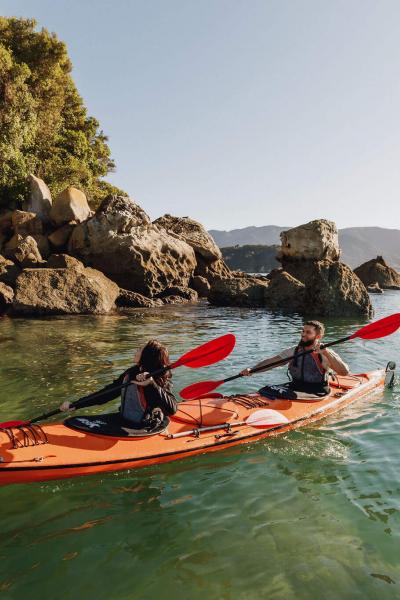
{"left": 24, "top": 175, "right": 52, "bottom": 221}
{"left": 278, "top": 219, "right": 340, "bottom": 263}
{"left": 69, "top": 196, "right": 197, "bottom": 296}
{"left": 302, "top": 260, "right": 372, "bottom": 316}
{"left": 0, "top": 282, "right": 14, "bottom": 314}
{"left": 354, "top": 256, "right": 400, "bottom": 290}
{"left": 208, "top": 219, "right": 372, "bottom": 316}
{"left": 50, "top": 187, "right": 91, "bottom": 226}
{"left": 12, "top": 260, "right": 119, "bottom": 315}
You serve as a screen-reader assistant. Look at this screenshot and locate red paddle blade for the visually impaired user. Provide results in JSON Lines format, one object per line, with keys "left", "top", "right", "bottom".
{"left": 179, "top": 380, "right": 224, "bottom": 400}
{"left": 0, "top": 420, "right": 29, "bottom": 428}
{"left": 351, "top": 313, "right": 400, "bottom": 340}
{"left": 246, "top": 409, "right": 289, "bottom": 429}
{"left": 172, "top": 334, "right": 236, "bottom": 369}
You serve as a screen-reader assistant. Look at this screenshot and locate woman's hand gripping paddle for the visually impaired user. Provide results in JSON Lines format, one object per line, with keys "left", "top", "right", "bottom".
{"left": 0, "top": 334, "right": 236, "bottom": 428}
{"left": 179, "top": 313, "right": 400, "bottom": 400}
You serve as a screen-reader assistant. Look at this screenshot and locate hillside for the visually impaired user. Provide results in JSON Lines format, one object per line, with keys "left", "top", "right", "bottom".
{"left": 210, "top": 225, "right": 400, "bottom": 270}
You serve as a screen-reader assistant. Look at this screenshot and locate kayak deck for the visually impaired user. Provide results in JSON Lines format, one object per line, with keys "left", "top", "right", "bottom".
{"left": 0, "top": 370, "right": 386, "bottom": 485}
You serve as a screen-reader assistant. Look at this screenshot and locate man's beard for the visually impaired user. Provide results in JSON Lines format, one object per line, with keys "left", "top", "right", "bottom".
{"left": 299, "top": 338, "right": 315, "bottom": 347}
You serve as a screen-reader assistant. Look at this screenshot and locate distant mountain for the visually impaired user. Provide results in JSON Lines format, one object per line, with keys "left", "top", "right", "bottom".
{"left": 209, "top": 225, "right": 287, "bottom": 247}
{"left": 209, "top": 225, "right": 400, "bottom": 270}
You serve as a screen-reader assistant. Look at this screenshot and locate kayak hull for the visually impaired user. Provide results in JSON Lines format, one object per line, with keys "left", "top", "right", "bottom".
{"left": 0, "top": 370, "right": 387, "bottom": 485}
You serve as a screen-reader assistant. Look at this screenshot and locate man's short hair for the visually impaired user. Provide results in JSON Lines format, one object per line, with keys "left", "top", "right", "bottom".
{"left": 304, "top": 320, "right": 325, "bottom": 337}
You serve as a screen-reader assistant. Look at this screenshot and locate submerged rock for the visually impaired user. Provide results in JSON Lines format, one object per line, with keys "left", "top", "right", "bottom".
{"left": 354, "top": 256, "right": 400, "bottom": 290}
{"left": 69, "top": 195, "right": 197, "bottom": 296}
{"left": 117, "top": 290, "right": 163, "bottom": 308}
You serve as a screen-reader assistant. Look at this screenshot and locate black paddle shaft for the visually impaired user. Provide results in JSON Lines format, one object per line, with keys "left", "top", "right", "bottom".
{"left": 222, "top": 335, "right": 352, "bottom": 384}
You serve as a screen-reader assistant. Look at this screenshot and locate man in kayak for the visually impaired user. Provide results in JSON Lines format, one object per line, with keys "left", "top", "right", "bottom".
{"left": 60, "top": 340, "right": 178, "bottom": 429}
{"left": 240, "top": 320, "right": 349, "bottom": 399}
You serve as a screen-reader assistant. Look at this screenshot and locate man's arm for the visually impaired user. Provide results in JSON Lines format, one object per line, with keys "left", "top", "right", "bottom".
{"left": 322, "top": 349, "right": 350, "bottom": 376}
{"left": 248, "top": 347, "right": 295, "bottom": 374}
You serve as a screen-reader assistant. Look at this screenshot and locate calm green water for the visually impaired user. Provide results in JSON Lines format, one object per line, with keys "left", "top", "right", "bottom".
{"left": 0, "top": 295, "right": 399, "bottom": 600}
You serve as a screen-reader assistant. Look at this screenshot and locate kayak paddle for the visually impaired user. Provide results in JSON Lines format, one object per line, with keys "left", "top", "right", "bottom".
{"left": 0, "top": 333, "right": 236, "bottom": 428}
{"left": 179, "top": 313, "right": 400, "bottom": 400}
{"left": 168, "top": 408, "right": 290, "bottom": 439}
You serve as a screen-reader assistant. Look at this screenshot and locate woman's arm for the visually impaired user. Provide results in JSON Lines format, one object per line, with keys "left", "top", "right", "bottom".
{"left": 72, "top": 370, "right": 129, "bottom": 409}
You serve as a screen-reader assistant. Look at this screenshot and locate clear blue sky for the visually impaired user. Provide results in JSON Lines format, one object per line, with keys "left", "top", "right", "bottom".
{"left": 2, "top": 0, "right": 400, "bottom": 230}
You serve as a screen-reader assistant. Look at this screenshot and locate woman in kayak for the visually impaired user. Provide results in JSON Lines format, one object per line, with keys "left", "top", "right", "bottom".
{"left": 60, "top": 339, "right": 178, "bottom": 428}
{"left": 240, "top": 320, "right": 349, "bottom": 399}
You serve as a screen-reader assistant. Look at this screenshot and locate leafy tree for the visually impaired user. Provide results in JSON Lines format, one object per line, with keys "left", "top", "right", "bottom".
{"left": 0, "top": 17, "right": 126, "bottom": 209}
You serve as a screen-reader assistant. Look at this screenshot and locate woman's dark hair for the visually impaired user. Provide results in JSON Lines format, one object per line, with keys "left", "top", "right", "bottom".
{"left": 139, "top": 340, "right": 171, "bottom": 387}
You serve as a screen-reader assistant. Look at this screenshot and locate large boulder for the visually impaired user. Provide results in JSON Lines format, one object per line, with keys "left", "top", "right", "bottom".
{"left": 190, "top": 275, "right": 210, "bottom": 297}
{"left": 0, "top": 255, "right": 21, "bottom": 286}
{"left": 264, "top": 270, "right": 306, "bottom": 311}
{"left": 24, "top": 175, "right": 52, "bottom": 221}
{"left": 354, "top": 256, "right": 400, "bottom": 290}
{"left": 4, "top": 235, "right": 44, "bottom": 267}
{"left": 50, "top": 187, "right": 91, "bottom": 226}
{"left": 0, "top": 282, "right": 14, "bottom": 314}
{"left": 279, "top": 219, "right": 340, "bottom": 267}
{"left": 154, "top": 214, "right": 222, "bottom": 262}
{"left": 12, "top": 263, "right": 119, "bottom": 315}
{"left": 69, "top": 195, "right": 197, "bottom": 296}
{"left": 208, "top": 276, "right": 269, "bottom": 307}
{"left": 195, "top": 256, "right": 232, "bottom": 285}
{"left": 157, "top": 286, "right": 198, "bottom": 302}
{"left": 303, "top": 260, "right": 372, "bottom": 316}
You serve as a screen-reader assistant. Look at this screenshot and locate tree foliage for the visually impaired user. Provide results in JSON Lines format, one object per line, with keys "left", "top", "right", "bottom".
{"left": 0, "top": 17, "right": 126, "bottom": 209}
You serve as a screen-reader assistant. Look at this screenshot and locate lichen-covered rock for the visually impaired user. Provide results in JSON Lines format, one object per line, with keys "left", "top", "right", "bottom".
{"left": 24, "top": 175, "right": 52, "bottom": 221}
{"left": 50, "top": 187, "right": 91, "bottom": 226}
{"left": 69, "top": 196, "right": 197, "bottom": 296}
{"left": 154, "top": 214, "right": 222, "bottom": 262}
{"left": 279, "top": 220, "right": 340, "bottom": 265}
{"left": 0, "top": 282, "right": 14, "bottom": 314}
{"left": 354, "top": 256, "right": 400, "bottom": 290}
{"left": 303, "top": 260, "right": 372, "bottom": 316}
{"left": 190, "top": 275, "right": 211, "bottom": 297}
{"left": 208, "top": 276, "right": 269, "bottom": 307}
{"left": 0, "top": 255, "right": 20, "bottom": 286}
{"left": 116, "top": 289, "right": 163, "bottom": 308}
{"left": 48, "top": 224, "right": 75, "bottom": 248}
{"left": 12, "top": 265, "right": 119, "bottom": 315}
{"left": 4, "top": 234, "right": 44, "bottom": 267}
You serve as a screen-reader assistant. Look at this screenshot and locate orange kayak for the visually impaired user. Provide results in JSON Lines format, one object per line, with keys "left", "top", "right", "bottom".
{"left": 0, "top": 368, "right": 394, "bottom": 486}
